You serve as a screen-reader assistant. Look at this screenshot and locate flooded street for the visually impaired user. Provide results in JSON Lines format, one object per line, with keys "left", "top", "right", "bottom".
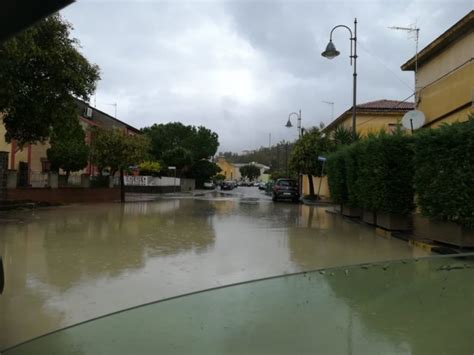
{"left": 0, "top": 188, "right": 428, "bottom": 349}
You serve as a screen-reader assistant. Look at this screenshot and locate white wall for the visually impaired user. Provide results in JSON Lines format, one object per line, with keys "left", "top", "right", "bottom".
{"left": 124, "top": 176, "right": 180, "bottom": 187}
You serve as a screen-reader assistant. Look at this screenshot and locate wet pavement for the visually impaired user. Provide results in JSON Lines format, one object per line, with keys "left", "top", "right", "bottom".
{"left": 0, "top": 187, "right": 429, "bottom": 349}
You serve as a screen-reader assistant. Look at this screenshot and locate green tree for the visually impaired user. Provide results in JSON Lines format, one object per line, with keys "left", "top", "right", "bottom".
{"left": 90, "top": 127, "right": 150, "bottom": 176}
{"left": 239, "top": 165, "right": 261, "bottom": 181}
{"left": 47, "top": 120, "right": 89, "bottom": 184}
{"left": 143, "top": 122, "right": 219, "bottom": 179}
{"left": 90, "top": 127, "right": 150, "bottom": 202}
{"left": 189, "top": 126, "right": 219, "bottom": 160}
{"left": 190, "top": 160, "right": 221, "bottom": 187}
{"left": 0, "top": 15, "right": 100, "bottom": 146}
{"left": 142, "top": 123, "right": 219, "bottom": 162}
{"left": 162, "top": 147, "right": 193, "bottom": 174}
{"left": 289, "top": 128, "right": 331, "bottom": 197}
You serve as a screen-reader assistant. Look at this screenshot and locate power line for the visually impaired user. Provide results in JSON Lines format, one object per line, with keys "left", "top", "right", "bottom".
{"left": 357, "top": 42, "right": 413, "bottom": 91}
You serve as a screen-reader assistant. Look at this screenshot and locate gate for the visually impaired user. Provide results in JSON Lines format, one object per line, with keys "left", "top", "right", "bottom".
{"left": 18, "top": 162, "right": 29, "bottom": 187}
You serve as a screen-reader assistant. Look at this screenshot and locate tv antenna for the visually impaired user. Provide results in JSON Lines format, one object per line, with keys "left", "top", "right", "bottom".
{"left": 104, "top": 102, "right": 118, "bottom": 118}
{"left": 322, "top": 101, "right": 335, "bottom": 120}
{"left": 389, "top": 25, "right": 420, "bottom": 95}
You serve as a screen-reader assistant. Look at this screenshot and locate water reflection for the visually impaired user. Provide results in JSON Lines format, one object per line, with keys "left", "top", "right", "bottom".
{"left": 288, "top": 205, "right": 427, "bottom": 270}
{"left": 325, "top": 256, "right": 474, "bottom": 354}
{"left": 0, "top": 201, "right": 216, "bottom": 349}
{"left": 0, "top": 200, "right": 428, "bottom": 350}
{"left": 8, "top": 256, "right": 471, "bottom": 355}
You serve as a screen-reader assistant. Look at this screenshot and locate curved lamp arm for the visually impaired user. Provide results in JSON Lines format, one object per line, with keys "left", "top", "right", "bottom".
{"left": 329, "top": 24, "right": 355, "bottom": 65}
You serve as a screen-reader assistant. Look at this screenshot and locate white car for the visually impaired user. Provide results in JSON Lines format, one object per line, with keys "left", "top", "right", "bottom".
{"left": 203, "top": 181, "right": 215, "bottom": 189}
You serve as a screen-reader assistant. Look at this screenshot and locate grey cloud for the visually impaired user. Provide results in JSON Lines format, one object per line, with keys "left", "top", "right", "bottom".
{"left": 62, "top": 0, "right": 473, "bottom": 152}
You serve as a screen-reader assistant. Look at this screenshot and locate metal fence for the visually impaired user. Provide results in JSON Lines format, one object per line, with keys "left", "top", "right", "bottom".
{"left": 29, "top": 171, "right": 49, "bottom": 188}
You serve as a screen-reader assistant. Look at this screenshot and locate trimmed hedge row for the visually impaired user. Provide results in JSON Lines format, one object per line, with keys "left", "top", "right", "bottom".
{"left": 414, "top": 118, "right": 474, "bottom": 228}
{"left": 327, "top": 117, "right": 474, "bottom": 227}
{"left": 326, "top": 147, "right": 347, "bottom": 205}
{"left": 327, "top": 132, "right": 415, "bottom": 216}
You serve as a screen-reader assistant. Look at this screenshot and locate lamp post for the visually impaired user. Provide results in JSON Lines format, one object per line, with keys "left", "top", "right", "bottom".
{"left": 285, "top": 110, "right": 302, "bottom": 138}
{"left": 322, "top": 18, "right": 357, "bottom": 139}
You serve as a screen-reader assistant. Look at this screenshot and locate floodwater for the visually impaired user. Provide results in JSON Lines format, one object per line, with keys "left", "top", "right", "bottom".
{"left": 0, "top": 189, "right": 428, "bottom": 349}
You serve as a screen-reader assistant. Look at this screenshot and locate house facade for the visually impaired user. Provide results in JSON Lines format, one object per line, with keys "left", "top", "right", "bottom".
{"left": 310, "top": 99, "right": 414, "bottom": 199}
{"left": 401, "top": 10, "right": 474, "bottom": 126}
{"left": 322, "top": 99, "right": 414, "bottom": 136}
{"left": 216, "top": 158, "right": 235, "bottom": 180}
{"left": 0, "top": 99, "right": 140, "bottom": 186}
{"left": 216, "top": 158, "right": 269, "bottom": 182}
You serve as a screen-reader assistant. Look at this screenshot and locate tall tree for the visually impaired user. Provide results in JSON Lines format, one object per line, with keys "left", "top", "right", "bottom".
{"left": 142, "top": 122, "right": 219, "bottom": 162}
{"left": 90, "top": 127, "right": 150, "bottom": 176}
{"left": 142, "top": 122, "right": 219, "bottom": 180}
{"left": 289, "top": 128, "right": 331, "bottom": 197}
{"left": 47, "top": 119, "right": 89, "bottom": 183}
{"left": 90, "top": 127, "right": 150, "bottom": 202}
{"left": 189, "top": 126, "right": 219, "bottom": 160}
{"left": 190, "top": 160, "right": 221, "bottom": 187}
{"left": 239, "top": 165, "right": 261, "bottom": 181}
{"left": 162, "top": 146, "right": 193, "bottom": 174}
{"left": 0, "top": 14, "right": 100, "bottom": 146}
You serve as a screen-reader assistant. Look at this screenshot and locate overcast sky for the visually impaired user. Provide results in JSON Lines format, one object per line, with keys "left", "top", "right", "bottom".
{"left": 62, "top": 0, "right": 473, "bottom": 153}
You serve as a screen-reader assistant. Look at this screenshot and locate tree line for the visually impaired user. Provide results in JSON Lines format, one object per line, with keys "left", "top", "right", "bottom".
{"left": 219, "top": 140, "right": 294, "bottom": 179}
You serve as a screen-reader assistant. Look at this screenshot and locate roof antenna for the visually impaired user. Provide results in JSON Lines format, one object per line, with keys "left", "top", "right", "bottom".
{"left": 389, "top": 25, "right": 420, "bottom": 102}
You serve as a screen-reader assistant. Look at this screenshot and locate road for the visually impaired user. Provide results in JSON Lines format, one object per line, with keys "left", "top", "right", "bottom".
{"left": 0, "top": 186, "right": 428, "bottom": 349}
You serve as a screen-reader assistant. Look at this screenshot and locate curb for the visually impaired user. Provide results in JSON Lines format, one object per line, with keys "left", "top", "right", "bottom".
{"left": 408, "top": 240, "right": 435, "bottom": 252}
{"left": 325, "top": 209, "right": 458, "bottom": 254}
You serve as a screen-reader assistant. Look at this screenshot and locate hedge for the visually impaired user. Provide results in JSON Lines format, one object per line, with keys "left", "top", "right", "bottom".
{"left": 327, "top": 132, "right": 415, "bottom": 215}
{"left": 372, "top": 133, "right": 415, "bottom": 215}
{"left": 326, "top": 147, "right": 348, "bottom": 205}
{"left": 414, "top": 117, "right": 474, "bottom": 228}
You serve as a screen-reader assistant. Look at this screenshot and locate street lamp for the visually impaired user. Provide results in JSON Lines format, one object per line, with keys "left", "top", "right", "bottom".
{"left": 285, "top": 110, "right": 302, "bottom": 138}
{"left": 322, "top": 18, "right": 358, "bottom": 139}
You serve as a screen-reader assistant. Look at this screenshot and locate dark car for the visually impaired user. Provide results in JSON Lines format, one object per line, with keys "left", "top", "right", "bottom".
{"left": 272, "top": 178, "right": 299, "bottom": 202}
{"left": 221, "top": 181, "right": 233, "bottom": 190}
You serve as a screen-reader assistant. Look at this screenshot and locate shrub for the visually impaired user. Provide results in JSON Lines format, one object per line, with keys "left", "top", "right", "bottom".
{"left": 139, "top": 161, "right": 162, "bottom": 176}
{"left": 357, "top": 132, "right": 415, "bottom": 215}
{"left": 90, "top": 175, "right": 110, "bottom": 188}
{"left": 326, "top": 147, "right": 348, "bottom": 205}
{"left": 327, "top": 131, "right": 415, "bottom": 215}
{"left": 344, "top": 141, "right": 363, "bottom": 208}
{"left": 414, "top": 117, "right": 474, "bottom": 228}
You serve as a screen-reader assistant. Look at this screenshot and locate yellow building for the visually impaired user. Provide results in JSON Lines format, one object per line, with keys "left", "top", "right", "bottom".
{"left": 401, "top": 10, "right": 474, "bottom": 126}
{"left": 322, "top": 99, "right": 414, "bottom": 136}
{"left": 307, "top": 99, "right": 413, "bottom": 199}
{"left": 216, "top": 157, "right": 235, "bottom": 180}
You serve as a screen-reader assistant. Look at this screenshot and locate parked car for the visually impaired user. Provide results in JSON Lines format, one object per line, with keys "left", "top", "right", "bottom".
{"left": 258, "top": 182, "right": 266, "bottom": 190}
{"left": 221, "top": 181, "right": 233, "bottom": 190}
{"left": 203, "top": 181, "right": 215, "bottom": 189}
{"left": 272, "top": 178, "right": 299, "bottom": 202}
